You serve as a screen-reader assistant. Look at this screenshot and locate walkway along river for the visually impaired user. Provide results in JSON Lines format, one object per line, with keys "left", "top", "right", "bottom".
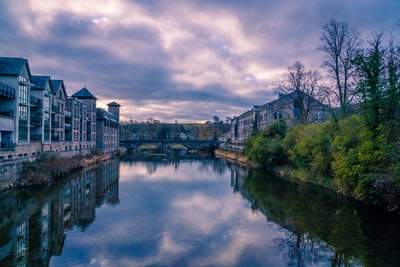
{"left": 1, "top": 152, "right": 400, "bottom": 266}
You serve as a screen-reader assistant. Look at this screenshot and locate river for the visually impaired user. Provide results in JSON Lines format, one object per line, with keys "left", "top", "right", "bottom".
{"left": 1, "top": 152, "right": 400, "bottom": 267}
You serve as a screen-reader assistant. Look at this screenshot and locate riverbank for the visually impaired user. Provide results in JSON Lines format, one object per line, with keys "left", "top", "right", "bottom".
{"left": 2, "top": 153, "right": 113, "bottom": 190}
{"left": 215, "top": 148, "right": 248, "bottom": 165}
{"left": 216, "top": 148, "right": 400, "bottom": 214}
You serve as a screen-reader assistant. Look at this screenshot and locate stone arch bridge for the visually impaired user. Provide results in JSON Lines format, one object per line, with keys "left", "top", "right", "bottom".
{"left": 120, "top": 139, "right": 220, "bottom": 151}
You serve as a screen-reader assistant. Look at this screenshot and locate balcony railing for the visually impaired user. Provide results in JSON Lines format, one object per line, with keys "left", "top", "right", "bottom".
{"left": 0, "top": 108, "right": 14, "bottom": 118}
{"left": 51, "top": 121, "right": 64, "bottom": 129}
{"left": 52, "top": 105, "right": 60, "bottom": 113}
{"left": 65, "top": 123, "right": 72, "bottom": 130}
{"left": 30, "top": 116, "right": 42, "bottom": 127}
{"left": 65, "top": 110, "right": 72, "bottom": 118}
{"left": 0, "top": 141, "right": 15, "bottom": 150}
{"left": 0, "top": 82, "right": 15, "bottom": 99}
{"left": 30, "top": 96, "right": 42, "bottom": 108}
{"left": 30, "top": 134, "right": 42, "bottom": 141}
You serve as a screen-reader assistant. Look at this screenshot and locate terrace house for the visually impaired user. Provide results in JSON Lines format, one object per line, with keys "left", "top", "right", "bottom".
{"left": 0, "top": 57, "right": 33, "bottom": 150}
{"left": 31, "top": 76, "right": 52, "bottom": 145}
{"left": 71, "top": 87, "right": 97, "bottom": 149}
{"left": 50, "top": 79, "right": 67, "bottom": 144}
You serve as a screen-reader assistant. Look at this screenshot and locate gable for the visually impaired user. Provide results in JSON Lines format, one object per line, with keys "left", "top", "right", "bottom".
{"left": 0, "top": 57, "right": 32, "bottom": 82}
{"left": 50, "top": 79, "right": 67, "bottom": 98}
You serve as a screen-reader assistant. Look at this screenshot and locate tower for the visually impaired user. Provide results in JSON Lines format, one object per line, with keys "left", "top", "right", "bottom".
{"left": 107, "top": 102, "right": 121, "bottom": 122}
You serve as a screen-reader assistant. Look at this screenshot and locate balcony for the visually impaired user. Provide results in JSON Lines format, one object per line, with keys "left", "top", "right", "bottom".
{"left": 0, "top": 108, "right": 14, "bottom": 118}
{"left": 19, "top": 80, "right": 31, "bottom": 86}
{"left": 30, "top": 134, "right": 42, "bottom": 142}
{"left": 65, "top": 123, "right": 72, "bottom": 130}
{"left": 0, "top": 82, "right": 15, "bottom": 99}
{"left": 51, "top": 135, "right": 60, "bottom": 141}
{"left": 30, "top": 116, "right": 42, "bottom": 127}
{"left": 0, "top": 141, "right": 15, "bottom": 150}
{"left": 65, "top": 110, "right": 72, "bottom": 118}
{"left": 30, "top": 96, "right": 42, "bottom": 108}
{"left": 51, "top": 121, "right": 64, "bottom": 129}
{"left": 52, "top": 105, "right": 60, "bottom": 113}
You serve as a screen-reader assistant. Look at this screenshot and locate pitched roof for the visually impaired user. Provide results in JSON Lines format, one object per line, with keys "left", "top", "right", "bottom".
{"left": 96, "top": 108, "right": 118, "bottom": 123}
{"left": 31, "top": 75, "right": 51, "bottom": 90}
{"left": 107, "top": 101, "right": 121, "bottom": 107}
{"left": 50, "top": 79, "right": 67, "bottom": 97}
{"left": 72, "top": 86, "right": 97, "bottom": 100}
{"left": 50, "top": 79, "right": 62, "bottom": 94}
{"left": 0, "top": 57, "right": 32, "bottom": 79}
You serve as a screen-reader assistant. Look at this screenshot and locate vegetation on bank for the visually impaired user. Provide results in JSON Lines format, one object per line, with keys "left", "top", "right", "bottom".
{"left": 15, "top": 153, "right": 111, "bottom": 188}
{"left": 242, "top": 22, "right": 400, "bottom": 212}
{"left": 243, "top": 116, "right": 400, "bottom": 212}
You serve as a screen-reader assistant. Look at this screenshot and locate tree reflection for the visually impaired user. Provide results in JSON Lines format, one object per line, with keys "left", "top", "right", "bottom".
{"left": 120, "top": 151, "right": 228, "bottom": 175}
{"left": 229, "top": 167, "right": 400, "bottom": 267}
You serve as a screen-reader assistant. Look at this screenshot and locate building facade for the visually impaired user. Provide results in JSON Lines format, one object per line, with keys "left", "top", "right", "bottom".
{"left": 0, "top": 57, "right": 121, "bottom": 184}
{"left": 230, "top": 90, "right": 330, "bottom": 149}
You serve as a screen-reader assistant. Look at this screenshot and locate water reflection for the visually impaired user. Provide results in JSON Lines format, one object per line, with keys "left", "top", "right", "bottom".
{"left": 1, "top": 155, "right": 400, "bottom": 266}
{"left": 120, "top": 151, "right": 227, "bottom": 175}
{"left": 0, "top": 159, "right": 119, "bottom": 267}
{"left": 236, "top": 169, "right": 400, "bottom": 267}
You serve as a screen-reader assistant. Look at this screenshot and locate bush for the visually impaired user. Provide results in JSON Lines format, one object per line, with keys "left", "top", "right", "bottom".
{"left": 282, "top": 120, "right": 335, "bottom": 179}
{"left": 244, "top": 120, "right": 287, "bottom": 168}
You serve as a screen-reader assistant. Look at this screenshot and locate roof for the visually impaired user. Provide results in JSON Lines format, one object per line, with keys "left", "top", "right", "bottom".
{"left": 107, "top": 101, "right": 121, "bottom": 107}
{"left": 0, "top": 57, "right": 32, "bottom": 79}
{"left": 50, "top": 79, "right": 67, "bottom": 96}
{"left": 31, "top": 75, "right": 50, "bottom": 90}
{"left": 71, "top": 86, "right": 97, "bottom": 100}
{"left": 238, "top": 109, "right": 253, "bottom": 119}
{"left": 96, "top": 108, "right": 119, "bottom": 123}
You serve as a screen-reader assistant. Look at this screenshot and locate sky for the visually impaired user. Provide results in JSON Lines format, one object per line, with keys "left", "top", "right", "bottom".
{"left": 1, "top": 0, "right": 399, "bottom": 122}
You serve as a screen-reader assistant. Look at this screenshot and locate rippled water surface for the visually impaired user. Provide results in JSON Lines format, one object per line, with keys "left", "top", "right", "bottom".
{"left": 1, "top": 153, "right": 400, "bottom": 266}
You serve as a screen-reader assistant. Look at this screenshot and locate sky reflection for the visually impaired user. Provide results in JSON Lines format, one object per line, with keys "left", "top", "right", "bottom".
{"left": 50, "top": 160, "right": 288, "bottom": 267}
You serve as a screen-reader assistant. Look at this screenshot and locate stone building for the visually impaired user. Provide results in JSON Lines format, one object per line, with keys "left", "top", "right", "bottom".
{"left": 230, "top": 90, "right": 330, "bottom": 149}
{"left": 31, "top": 76, "right": 52, "bottom": 144}
{"left": 0, "top": 57, "right": 121, "bottom": 185}
{"left": 71, "top": 87, "right": 97, "bottom": 147}
{"left": 96, "top": 102, "right": 121, "bottom": 154}
{"left": 49, "top": 79, "right": 67, "bottom": 144}
{"left": 0, "top": 57, "right": 35, "bottom": 156}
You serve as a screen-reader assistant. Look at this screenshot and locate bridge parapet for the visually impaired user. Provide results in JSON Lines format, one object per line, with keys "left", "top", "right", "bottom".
{"left": 120, "top": 139, "right": 220, "bottom": 151}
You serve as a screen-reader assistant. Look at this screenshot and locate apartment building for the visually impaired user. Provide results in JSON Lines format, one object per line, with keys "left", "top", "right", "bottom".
{"left": 0, "top": 57, "right": 121, "bottom": 183}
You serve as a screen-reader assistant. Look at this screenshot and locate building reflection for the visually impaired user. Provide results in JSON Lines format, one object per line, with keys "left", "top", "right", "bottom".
{"left": 0, "top": 158, "right": 120, "bottom": 266}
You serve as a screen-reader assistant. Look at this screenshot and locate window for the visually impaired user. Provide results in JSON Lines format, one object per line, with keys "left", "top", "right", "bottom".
{"left": 313, "top": 112, "right": 323, "bottom": 121}
{"left": 274, "top": 111, "right": 283, "bottom": 119}
{"left": 44, "top": 113, "right": 50, "bottom": 141}
{"left": 18, "top": 76, "right": 29, "bottom": 104}
{"left": 18, "top": 105, "right": 28, "bottom": 142}
{"left": 43, "top": 94, "right": 50, "bottom": 112}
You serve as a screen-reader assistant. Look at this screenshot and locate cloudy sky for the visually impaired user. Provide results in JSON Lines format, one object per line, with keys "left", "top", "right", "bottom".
{"left": 1, "top": 0, "right": 399, "bottom": 122}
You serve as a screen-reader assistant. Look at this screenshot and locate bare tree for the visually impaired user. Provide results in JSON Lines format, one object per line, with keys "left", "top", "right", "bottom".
{"left": 276, "top": 61, "right": 325, "bottom": 124}
{"left": 318, "top": 19, "right": 362, "bottom": 118}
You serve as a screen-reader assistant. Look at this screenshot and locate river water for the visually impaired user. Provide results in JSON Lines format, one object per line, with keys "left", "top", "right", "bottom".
{"left": 1, "top": 152, "right": 400, "bottom": 267}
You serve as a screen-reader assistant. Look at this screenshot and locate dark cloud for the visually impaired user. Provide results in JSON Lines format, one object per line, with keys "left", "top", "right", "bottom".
{"left": 1, "top": 0, "right": 399, "bottom": 122}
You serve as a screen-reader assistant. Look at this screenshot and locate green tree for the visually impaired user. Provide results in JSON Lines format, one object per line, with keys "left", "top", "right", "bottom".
{"left": 354, "top": 33, "right": 400, "bottom": 136}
